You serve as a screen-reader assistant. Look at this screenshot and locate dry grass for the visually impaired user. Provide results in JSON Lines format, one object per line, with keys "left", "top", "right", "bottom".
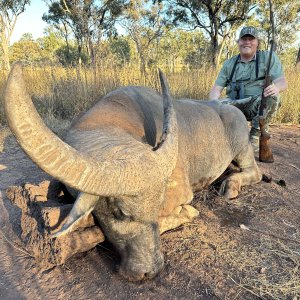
{"left": 1, "top": 64, "right": 299, "bottom": 125}
{"left": 227, "top": 237, "right": 300, "bottom": 300}
{"left": 162, "top": 185, "right": 300, "bottom": 300}
{"left": 273, "top": 67, "right": 300, "bottom": 124}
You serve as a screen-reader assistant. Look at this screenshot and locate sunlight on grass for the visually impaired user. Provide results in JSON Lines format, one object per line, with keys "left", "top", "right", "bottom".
{"left": 0, "top": 65, "right": 299, "bottom": 125}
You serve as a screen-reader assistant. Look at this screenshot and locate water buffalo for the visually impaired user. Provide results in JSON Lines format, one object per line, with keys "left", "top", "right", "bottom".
{"left": 5, "top": 63, "right": 261, "bottom": 281}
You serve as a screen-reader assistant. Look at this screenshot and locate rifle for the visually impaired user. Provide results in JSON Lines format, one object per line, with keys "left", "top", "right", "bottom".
{"left": 259, "top": 0, "right": 275, "bottom": 163}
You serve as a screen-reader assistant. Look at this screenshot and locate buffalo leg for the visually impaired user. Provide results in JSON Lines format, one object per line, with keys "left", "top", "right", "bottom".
{"left": 220, "top": 144, "right": 262, "bottom": 199}
{"left": 158, "top": 204, "right": 199, "bottom": 234}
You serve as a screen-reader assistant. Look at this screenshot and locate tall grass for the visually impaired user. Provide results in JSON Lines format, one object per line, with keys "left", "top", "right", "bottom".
{"left": 273, "top": 67, "right": 300, "bottom": 124}
{"left": 0, "top": 64, "right": 299, "bottom": 125}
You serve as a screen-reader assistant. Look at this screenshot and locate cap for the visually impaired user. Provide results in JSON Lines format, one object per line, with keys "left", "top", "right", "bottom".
{"left": 239, "top": 26, "right": 259, "bottom": 39}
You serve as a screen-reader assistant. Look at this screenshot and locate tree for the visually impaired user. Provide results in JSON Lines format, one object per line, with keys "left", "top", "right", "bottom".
{"left": 157, "top": 29, "right": 208, "bottom": 72}
{"left": 163, "top": 0, "right": 254, "bottom": 67}
{"left": 56, "top": 42, "right": 89, "bottom": 65}
{"left": 121, "top": 0, "right": 170, "bottom": 76}
{"left": 10, "top": 33, "right": 43, "bottom": 64}
{"left": 296, "top": 46, "right": 300, "bottom": 68}
{"left": 43, "top": 0, "right": 128, "bottom": 67}
{"left": 109, "top": 35, "right": 131, "bottom": 66}
{"left": 253, "top": 0, "right": 300, "bottom": 54}
{"left": 0, "top": 0, "right": 30, "bottom": 71}
{"left": 37, "top": 26, "right": 65, "bottom": 63}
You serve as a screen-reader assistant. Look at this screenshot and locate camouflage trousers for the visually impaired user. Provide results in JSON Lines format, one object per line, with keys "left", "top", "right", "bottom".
{"left": 220, "top": 95, "right": 280, "bottom": 137}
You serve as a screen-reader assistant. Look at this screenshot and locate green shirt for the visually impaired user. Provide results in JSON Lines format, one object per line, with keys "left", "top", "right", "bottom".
{"left": 215, "top": 50, "right": 284, "bottom": 98}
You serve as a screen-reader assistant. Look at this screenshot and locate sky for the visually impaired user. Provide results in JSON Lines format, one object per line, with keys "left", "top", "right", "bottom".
{"left": 10, "top": 1, "right": 300, "bottom": 45}
{"left": 10, "top": 0, "right": 126, "bottom": 43}
{"left": 11, "top": 0, "right": 49, "bottom": 44}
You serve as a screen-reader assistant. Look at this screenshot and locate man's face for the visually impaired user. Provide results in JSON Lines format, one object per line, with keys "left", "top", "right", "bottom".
{"left": 238, "top": 35, "right": 258, "bottom": 58}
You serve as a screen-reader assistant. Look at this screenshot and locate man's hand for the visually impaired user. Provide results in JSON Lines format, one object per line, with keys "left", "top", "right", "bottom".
{"left": 263, "top": 76, "right": 288, "bottom": 97}
{"left": 263, "top": 83, "right": 280, "bottom": 97}
{"left": 209, "top": 84, "right": 224, "bottom": 100}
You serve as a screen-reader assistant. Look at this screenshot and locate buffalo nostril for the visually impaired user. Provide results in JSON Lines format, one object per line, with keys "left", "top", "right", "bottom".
{"left": 143, "top": 271, "right": 156, "bottom": 280}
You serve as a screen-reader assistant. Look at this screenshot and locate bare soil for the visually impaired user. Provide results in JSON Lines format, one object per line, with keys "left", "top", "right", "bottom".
{"left": 0, "top": 125, "right": 299, "bottom": 300}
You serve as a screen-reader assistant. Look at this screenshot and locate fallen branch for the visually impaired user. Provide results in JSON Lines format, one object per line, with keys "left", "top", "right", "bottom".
{"left": 240, "top": 224, "right": 300, "bottom": 245}
{"left": 275, "top": 161, "right": 300, "bottom": 172}
{"left": 0, "top": 230, "right": 33, "bottom": 258}
{"left": 228, "top": 275, "right": 267, "bottom": 300}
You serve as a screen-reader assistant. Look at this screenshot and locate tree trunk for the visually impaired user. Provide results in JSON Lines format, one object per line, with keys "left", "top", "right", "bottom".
{"left": 139, "top": 53, "right": 147, "bottom": 77}
{"left": 78, "top": 44, "right": 82, "bottom": 67}
{"left": 210, "top": 33, "right": 218, "bottom": 68}
{"left": 88, "top": 38, "right": 96, "bottom": 68}
{"left": 0, "top": 16, "right": 11, "bottom": 71}
{"left": 296, "top": 46, "right": 300, "bottom": 68}
{"left": 62, "top": 23, "right": 71, "bottom": 63}
{"left": 216, "top": 39, "right": 226, "bottom": 68}
{"left": 135, "top": 41, "right": 147, "bottom": 77}
{"left": 1, "top": 37, "right": 11, "bottom": 71}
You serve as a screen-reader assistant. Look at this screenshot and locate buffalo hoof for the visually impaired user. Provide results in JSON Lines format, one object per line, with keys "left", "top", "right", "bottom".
{"left": 219, "top": 179, "right": 240, "bottom": 199}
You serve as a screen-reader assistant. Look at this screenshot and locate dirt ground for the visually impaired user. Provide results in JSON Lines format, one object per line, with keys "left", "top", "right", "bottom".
{"left": 0, "top": 124, "right": 299, "bottom": 300}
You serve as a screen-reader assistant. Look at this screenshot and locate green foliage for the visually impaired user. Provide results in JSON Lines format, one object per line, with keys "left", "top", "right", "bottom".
{"left": 19, "top": 32, "right": 34, "bottom": 41}
{"left": 121, "top": 0, "right": 170, "bottom": 75}
{"left": 10, "top": 31, "right": 66, "bottom": 65}
{"left": 109, "top": 36, "right": 131, "bottom": 65}
{"left": 164, "top": 0, "right": 254, "bottom": 66}
{"left": 10, "top": 34, "right": 44, "bottom": 64}
{"left": 3, "top": 0, "right": 300, "bottom": 70}
{"left": 0, "top": 0, "right": 30, "bottom": 11}
{"left": 0, "top": 0, "right": 31, "bottom": 70}
{"left": 55, "top": 44, "right": 89, "bottom": 66}
{"left": 253, "top": 0, "right": 300, "bottom": 54}
{"left": 37, "top": 27, "right": 65, "bottom": 60}
{"left": 37, "top": 39, "right": 58, "bottom": 63}
{"left": 158, "top": 29, "right": 209, "bottom": 71}
{"left": 42, "top": 0, "right": 129, "bottom": 65}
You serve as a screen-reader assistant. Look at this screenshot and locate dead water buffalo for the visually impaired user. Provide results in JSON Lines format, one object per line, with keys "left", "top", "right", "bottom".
{"left": 5, "top": 63, "right": 261, "bottom": 281}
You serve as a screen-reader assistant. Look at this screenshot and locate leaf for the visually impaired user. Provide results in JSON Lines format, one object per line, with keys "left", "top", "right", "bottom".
{"left": 239, "top": 224, "right": 250, "bottom": 231}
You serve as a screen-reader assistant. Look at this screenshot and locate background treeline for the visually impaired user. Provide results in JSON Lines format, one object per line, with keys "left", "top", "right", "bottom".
{"left": 0, "top": 0, "right": 299, "bottom": 125}
{"left": 1, "top": 0, "right": 300, "bottom": 71}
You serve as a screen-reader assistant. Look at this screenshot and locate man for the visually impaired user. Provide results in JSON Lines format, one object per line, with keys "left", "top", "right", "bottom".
{"left": 209, "top": 26, "right": 287, "bottom": 151}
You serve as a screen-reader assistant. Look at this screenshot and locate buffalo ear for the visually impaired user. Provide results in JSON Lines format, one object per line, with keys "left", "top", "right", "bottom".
{"left": 51, "top": 208, "right": 94, "bottom": 238}
{"left": 51, "top": 193, "right": 99, "bottom": 238}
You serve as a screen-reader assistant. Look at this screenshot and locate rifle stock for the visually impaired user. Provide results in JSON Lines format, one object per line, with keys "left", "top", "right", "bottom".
{"left": 259, "top": 117, "right": 274, "bottom": 163}
{"left": 259, "top": 74, "right": 274, "bottom": 163}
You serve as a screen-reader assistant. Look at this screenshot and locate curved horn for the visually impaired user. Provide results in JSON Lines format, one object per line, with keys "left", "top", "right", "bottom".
{"left": 153, "top": 69, "right": 178, "bottom": 177}
{"left": 5, "top": 63, "right": 178, "bottom": 196}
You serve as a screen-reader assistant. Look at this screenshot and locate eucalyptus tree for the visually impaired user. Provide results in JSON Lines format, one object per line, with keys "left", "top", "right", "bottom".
{"left": 120, "top": 0, "right": 170, "bottom": 76}
{"left": 37, "top": 26, "right": 66, "bottom": 63}
{"left": 109, "top": 35, "right": 131, "bottom": 66}
{"left": 157, "top": 29, "right": 208, "bottom": 72}
{"left": 161, "top": 0, "right": 255, "bottom": 67}
{"left": 43, "top": 0, "right": 128, "bottom": 66}
{"left": 10, "top": 33, "right": 43, "bottom": 64}
{"left": 253, "top": 0, "right": 300, "bottom": 55}
{"left": 0, "top": 0, "right": 30, "bottom": 71}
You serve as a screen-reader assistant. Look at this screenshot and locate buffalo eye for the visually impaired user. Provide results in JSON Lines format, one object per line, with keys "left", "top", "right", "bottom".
{"left": 112, "top": 206, "right": 131, "bottom": 221}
